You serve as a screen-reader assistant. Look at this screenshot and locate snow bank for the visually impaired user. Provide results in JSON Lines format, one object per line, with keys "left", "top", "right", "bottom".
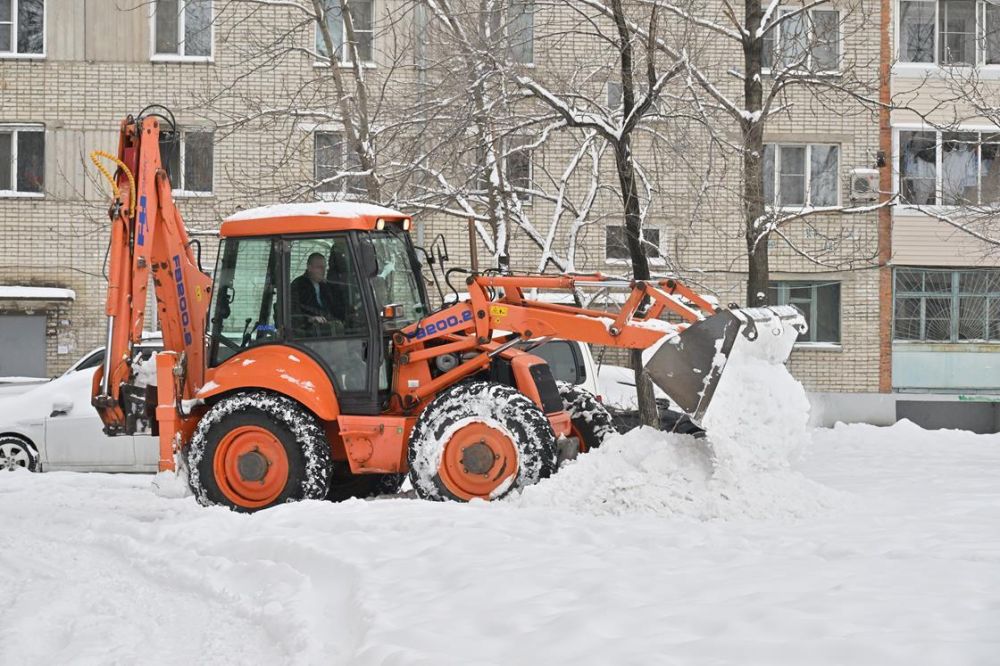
{"left": 518, "top": 334, "right": 836, "bottom": 520}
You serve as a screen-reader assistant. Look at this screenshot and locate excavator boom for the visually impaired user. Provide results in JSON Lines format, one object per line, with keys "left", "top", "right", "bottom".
{"left": 91, "top": 111, "right": 212, "bottom": 435}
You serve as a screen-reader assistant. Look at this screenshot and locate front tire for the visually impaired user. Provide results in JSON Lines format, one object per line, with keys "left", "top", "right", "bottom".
{"left": 557, "top": 382, "right": 617, "bottom": 453}
{"left": 408, "top": 381, "right": 557, "bottom": 502}
{"left": 187, "top": 391, "right": 331, "bottom": 512}
{"left": 0, "top": 435, "right": 38, "bottom": 472}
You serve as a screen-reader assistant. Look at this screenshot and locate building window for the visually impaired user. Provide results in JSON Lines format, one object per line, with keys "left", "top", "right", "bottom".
{"left": 475, "top": 138, "right": 533, "bottom": 202}
{"left": 768, "top": 281, "right": 841, "bottom": 343}
{"left": 607, "top": 81, "right": 622, "bottom": 109}
{"left": 487, "top": 0, "right": 534, "bottom": 65}
{"left": 899, "top": 130, "right": 1000, "bottom": 206}
{"left": 507, "top": 0, "right": 533, "bottom": 65}
{"left": 160, "top": 130, "right": 214, "bottom": 194}
{"left": 762, "top": 7, "right": 840, "bottom": 72}
{"left": 763, "top": 143, "right": 839, "bottom": 207}
{"left": 605, "top": 225, "right": 662, "bottom": 262}
{"left": 0, "top": 126, "right": 44, "bottom": 195}
{"left": 154, "top": 0, "right": 212, "bottom": 59}
{"left": 315, "top": 131, "right": 365, "bottom": 197}
{"left": 0, "top": 0, "right": 43, "bottom": 56}
{"left": 899, "top": 0, "right": 1000, "bottom": 65}
{"left": 317, "top": 0, "right": 374, "bottom": 65}
{"left": 895, "top": 268, "right": 1000, "bottom": 341}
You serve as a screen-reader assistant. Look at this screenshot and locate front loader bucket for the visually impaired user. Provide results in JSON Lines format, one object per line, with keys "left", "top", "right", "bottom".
{"left": 643, "top": 305, "right": 806, "bottom": 424}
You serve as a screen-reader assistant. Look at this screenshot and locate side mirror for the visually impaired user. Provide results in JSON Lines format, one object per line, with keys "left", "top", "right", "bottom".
{"left": 50, "top": 401, "right": 73, "bottom": 417}
{"left": 358, "top": 240, "right": 379, "bottom": 278}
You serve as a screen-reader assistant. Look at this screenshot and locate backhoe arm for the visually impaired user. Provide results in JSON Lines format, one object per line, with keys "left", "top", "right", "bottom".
{"left": 91, "top": 114, "right": 212, "bottom": 435}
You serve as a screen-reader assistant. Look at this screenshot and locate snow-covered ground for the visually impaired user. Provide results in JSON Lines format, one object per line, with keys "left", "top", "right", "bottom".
{"left": 1, "top": 419, "right": 998, "bottom": 665}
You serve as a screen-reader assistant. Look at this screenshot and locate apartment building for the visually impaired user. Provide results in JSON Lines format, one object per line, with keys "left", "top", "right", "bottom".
{"left": 6, "top": 0, "right": 986, "bottom": 429}
{"left": 886, "top": 0, "right": 1000, "bottom": 430}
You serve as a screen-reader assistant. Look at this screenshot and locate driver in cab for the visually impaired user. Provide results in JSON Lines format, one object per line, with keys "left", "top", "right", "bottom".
{"left": 291, "top": 252, "right": 345, "bottom": 336}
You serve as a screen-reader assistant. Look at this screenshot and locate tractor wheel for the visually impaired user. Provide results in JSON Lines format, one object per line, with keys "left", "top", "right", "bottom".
{"left": 408, "top": 381, "right": 557, "bottom": 502}
{"left": 187, "top": 391, "right": 331, "bottom": 512}
{"left": 326, "top": 466, "right": 405, "bottom": 502}
{"left": 556, "top": 382, "right": 617, "bottom": 453}
{"left": 0, "top": 435, "right": 38, "bottom": 472}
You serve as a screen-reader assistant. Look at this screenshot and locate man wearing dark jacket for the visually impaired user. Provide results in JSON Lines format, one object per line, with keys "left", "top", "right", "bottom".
{"left": 290, "top": 252, "right": 346, "bottom": 337}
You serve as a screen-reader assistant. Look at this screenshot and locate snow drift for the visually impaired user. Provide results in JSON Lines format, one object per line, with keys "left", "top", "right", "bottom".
{"left": 517, "top": 334, "right": 838, "bottom": 520}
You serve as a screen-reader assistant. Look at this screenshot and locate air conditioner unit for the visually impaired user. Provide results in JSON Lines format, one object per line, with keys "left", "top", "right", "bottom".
{"left": 850, "top": 168, "right": 879, "bottom": 203}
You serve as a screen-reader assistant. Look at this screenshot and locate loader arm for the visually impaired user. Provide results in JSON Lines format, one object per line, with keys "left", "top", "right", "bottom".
{"left": 91, "top": 114, "right": 212, "bottom": 435}
{"left": 394, "top": 273, "right": 805, "bottom": 423}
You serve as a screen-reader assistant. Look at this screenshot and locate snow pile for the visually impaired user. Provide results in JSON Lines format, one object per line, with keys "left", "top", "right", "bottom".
{"left": 518, "top": 333, "right": 838, "bottom": 520}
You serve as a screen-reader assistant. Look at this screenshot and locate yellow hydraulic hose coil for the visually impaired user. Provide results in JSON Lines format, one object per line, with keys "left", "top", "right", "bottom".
{"left": 89, "top": 150, "right": 136, "bottom": 217}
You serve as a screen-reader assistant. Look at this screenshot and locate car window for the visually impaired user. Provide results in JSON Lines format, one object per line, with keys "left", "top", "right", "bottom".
{"left": 73, "top": 350, "right": 106, "bottom": 372}
{"left": 527, "top": 341, "right": 584, "bottom": 385}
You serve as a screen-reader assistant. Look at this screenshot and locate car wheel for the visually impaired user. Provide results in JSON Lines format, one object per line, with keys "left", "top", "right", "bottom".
{"left": 0, "top": 435, "right": 39, "bottom": 472}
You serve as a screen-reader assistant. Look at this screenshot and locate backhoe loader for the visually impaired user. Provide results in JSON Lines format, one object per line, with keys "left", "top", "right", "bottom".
{"left": 91, "top": 108, "right": 805, "bottom": 511}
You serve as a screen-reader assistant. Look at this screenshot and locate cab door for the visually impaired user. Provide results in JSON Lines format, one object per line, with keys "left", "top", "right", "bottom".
{"left": 284, "top": 234, "right": 382, "bottom": 415}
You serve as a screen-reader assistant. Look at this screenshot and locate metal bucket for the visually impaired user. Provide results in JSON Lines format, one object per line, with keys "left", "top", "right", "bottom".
{"left": 643, "top": 305, "right": 807, "bottom": 424}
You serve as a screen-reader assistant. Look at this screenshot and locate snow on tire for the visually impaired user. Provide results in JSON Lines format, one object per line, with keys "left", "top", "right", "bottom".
{"left": 187, "top": 391, "right": 331, "bottom": 512}
{"left": 408, "top": 381, "right": 557, "bottom": 502}
{"left": 557, "top": 382, "right": 617, "bottom": 453}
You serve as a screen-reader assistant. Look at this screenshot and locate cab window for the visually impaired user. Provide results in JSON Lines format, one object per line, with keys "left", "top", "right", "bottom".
{"left": 209, "top": 238, "right": 281, "bottom": 366}
{"left": 287, "top": 235, "right": 373, "bottom": 394}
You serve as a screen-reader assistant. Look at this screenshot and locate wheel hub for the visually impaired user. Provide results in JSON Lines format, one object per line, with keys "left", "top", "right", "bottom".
{"left": 460, "top": 441, "right": 497, "bottom": 476}
{"left": 236, "top": 449, "right": 270, "bottom": 483}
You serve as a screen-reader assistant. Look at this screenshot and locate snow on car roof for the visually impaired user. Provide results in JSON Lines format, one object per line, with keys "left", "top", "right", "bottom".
{"left": 226, "top": 202, "right": 405, "bottom": 221}
{"left": 0, "top": 286, "right": 76, "bottom": 301}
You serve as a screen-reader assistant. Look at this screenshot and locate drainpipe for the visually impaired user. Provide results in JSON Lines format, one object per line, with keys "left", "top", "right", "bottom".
{"left": 878, "top": 0, "right": 893, "bottom": 393}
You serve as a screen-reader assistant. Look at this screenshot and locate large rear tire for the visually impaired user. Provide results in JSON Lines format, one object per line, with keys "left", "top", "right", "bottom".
{"left": 556, "top": 382, "right": 617, "bottom": 453}
{"left": 408, "top": 381, "right": 557, "bottom": 502}
{"left": 187, "top": 391, "right": 331, "bottom": 512}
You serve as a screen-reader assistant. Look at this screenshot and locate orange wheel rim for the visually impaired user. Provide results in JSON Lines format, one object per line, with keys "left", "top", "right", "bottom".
{"left": 213, "top": 425, "right": 290, "bottom": 509}
{"left": 570, "top": 422, "right": 589, "bottom": 453}
{"left": 438, "top": 422, "right": 518, "bottom": 501}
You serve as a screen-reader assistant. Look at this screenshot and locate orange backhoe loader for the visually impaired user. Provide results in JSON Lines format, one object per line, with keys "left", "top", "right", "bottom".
{"left": 91, "top": 108, "right": 805, "bottom": 511}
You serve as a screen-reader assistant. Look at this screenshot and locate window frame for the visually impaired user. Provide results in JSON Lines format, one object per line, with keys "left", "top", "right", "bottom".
{"left": 162, "top": 129, "right": 215, "bottom": 196}
{"left": 504, "top": 0, "right": 534, "bottom": 66}
{"left": 0, "top": 124, "right": 45, "bottom": 198}
{"left": 893, "top": 267, "right": 1000, "bottom": 342}
{"left": 603, "top": 224, "right": 666, "bottom": 266}
{"left": 769, "top": 280, "right": 843, "bottom": 345}
{"left": 761, "top": 6, "right": 843, "bottom": 75}
{"left": 894, "top": 126, "right": 1000, "bottom": 208}
{"left": 473, "top": 137, "right": 534, "bottom": 205}
{"left": 896, "top": 0, "right": 1000, "bottom": 68}
{"left": 764, "top": 142, "right": 841, "bottom": 210}
{"left": 0, "top": 0, "right": 45, "bottom": 59}
{"left": 150, "top": 0, "right": 214, "bottom": 63}
{"left": 314, "top": 0, "right": 376, "bottom": 68}
{"left": 314, "top": 130, "right": 367, "bottom": 199}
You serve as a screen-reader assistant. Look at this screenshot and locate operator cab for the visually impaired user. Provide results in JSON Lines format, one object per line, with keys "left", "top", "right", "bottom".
{"left": 207, "top": 203, "right": 428, "bottom": 414}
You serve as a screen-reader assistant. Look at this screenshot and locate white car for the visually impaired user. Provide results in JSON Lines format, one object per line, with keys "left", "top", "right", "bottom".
{"left": 0, "top": 367, "right": 160, "bottom": 473}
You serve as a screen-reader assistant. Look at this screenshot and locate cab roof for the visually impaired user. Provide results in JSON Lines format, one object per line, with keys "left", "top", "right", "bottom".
{"left": 220, "top": 202, "right": 410, "bottom": 238}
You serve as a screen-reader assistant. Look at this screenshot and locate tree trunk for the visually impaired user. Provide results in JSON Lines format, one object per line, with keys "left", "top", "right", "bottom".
{"left": 614, "top": 137, "right": 659, "bottom": 428}
{"left": 743, "top": 0, "right": 768, "bottom": 306}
